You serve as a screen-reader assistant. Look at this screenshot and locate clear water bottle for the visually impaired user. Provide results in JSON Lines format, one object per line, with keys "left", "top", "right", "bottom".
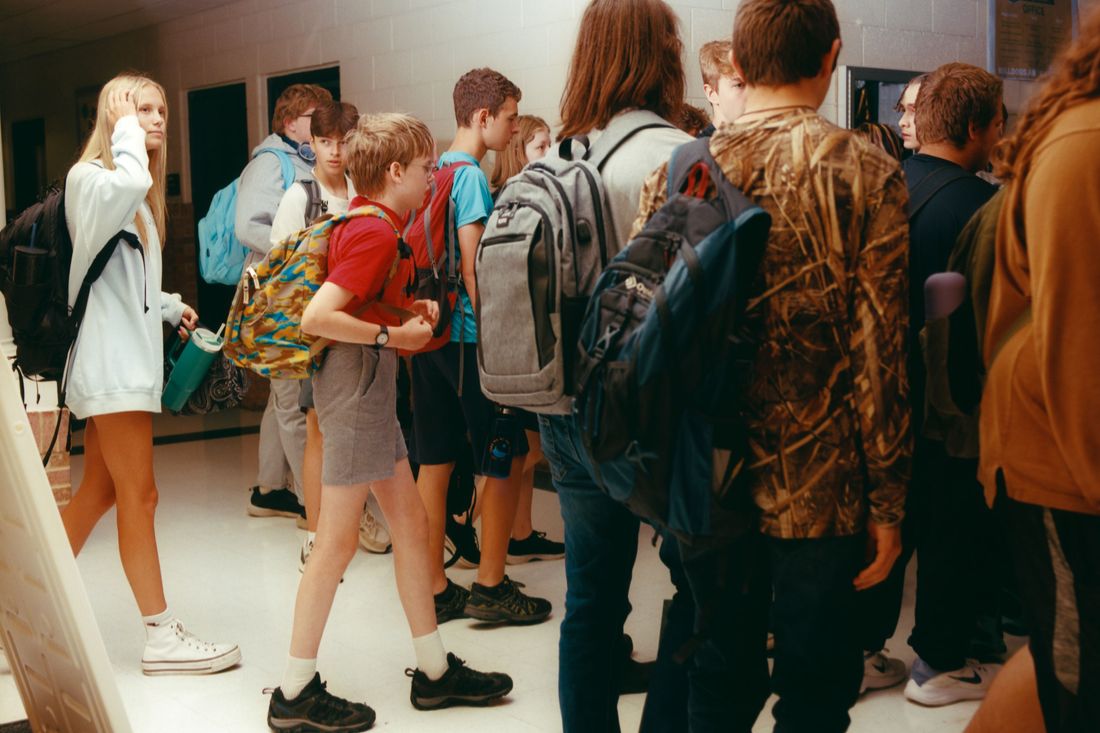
{"left": 482, "top": 406, "right": 517, "bottom": 479}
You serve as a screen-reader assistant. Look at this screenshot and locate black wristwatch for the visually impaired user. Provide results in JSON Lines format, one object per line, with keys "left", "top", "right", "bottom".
{"left": 374, "top": 324, "right": 390, "bottom": 347}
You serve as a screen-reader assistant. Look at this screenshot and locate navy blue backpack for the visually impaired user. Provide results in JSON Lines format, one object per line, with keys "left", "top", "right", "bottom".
{"left": 573, "top": 137, "right": 771, "bottom": 541}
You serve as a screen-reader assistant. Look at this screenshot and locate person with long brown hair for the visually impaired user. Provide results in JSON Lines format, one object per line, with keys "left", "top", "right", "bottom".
{"left": 967, "top": 9, "right": 1100, "bottom": 733}
{"left": 61, "top": 72, "right": 240, "bottom": 675}
{"left": 535, "top": 1, "right": 693, "bottom": 731}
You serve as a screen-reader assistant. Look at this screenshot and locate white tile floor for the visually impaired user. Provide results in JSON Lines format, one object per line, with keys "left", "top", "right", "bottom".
{"left": 0, "top": 431, "right": 999, "bottom": 732}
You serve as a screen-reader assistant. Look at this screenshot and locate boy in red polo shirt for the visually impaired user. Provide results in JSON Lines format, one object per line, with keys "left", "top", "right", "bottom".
{"left": 266, "top": 113, "right": 513, "bottom": 732}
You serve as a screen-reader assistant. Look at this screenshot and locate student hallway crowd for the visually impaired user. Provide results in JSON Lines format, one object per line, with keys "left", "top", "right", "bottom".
{"left": 8, "top": 0, "right": 1097, "bottom": 731}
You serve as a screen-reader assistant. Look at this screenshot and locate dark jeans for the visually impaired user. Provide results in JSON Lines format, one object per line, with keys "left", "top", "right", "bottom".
{"left": 858, "top": 437, "right": 1003, "bottom": 668}
{"left": 908, "top": 440, "right": 1000, "bottom": 670}
{"left": 540, "top": 414, "right": 640, "bottom": 733}
{"left": 769, "top": 533, "right": 866, "bottom": 733}
{"left": 639, "top": 534, "right": 693, "bottom": 733}
{"left": 995, "top": 472, "right": 1100, "bottom": 733}
{"left": 679, "top": 531, "right": 771, "bottom": 732}
{"left": 856, "top": 485, "right": 915, "bottom": 653}
{"left": 542, "top": 414, "right": 766, "bottom": 733}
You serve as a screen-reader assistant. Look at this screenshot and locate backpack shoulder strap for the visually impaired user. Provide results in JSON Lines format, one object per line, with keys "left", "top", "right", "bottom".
{"left": 665, "top": 138, "right": 758, "bottom": 221}
{"left": 419, "top": 161, "right": 473, "bottom": 284}
{"left": 560, "top": 111, "right": 676, "bottom": 171}
{"left": 907, "top": 165, "right": 972, "bottom": 220}
{"left": 256, "top": 148, "right": 297, "bottom": 190}
{"left": 300, "top": 179, "right": 324, "bottom": 227}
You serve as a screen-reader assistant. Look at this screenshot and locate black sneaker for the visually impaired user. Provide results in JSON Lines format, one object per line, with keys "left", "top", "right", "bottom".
{"left": 405, "top": 653, "right": 513, "bottom": 710}
{"left": 617, "top": 636, "right": 654, "bottom": 695}
{"left": 443, "top": 514, "right": 480, "bottom": 569}
{"left": 266, "top": 673, "right": 375, "bottom": 732}
{"left": 506, "top": 530, "right": 565, "bottom": 564}
{"left": 248, "top": 486, "right": 306, "bottom": 520}
{"left": 464, "top": 575, "right": 552, "bottom": 625}
{"left": 434, "top": 579, "right": 471, "bottom": 624}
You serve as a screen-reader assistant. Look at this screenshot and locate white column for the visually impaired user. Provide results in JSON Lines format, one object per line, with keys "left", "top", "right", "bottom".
{"left": 0, "top": 103, "right": 13, "bottom": 360}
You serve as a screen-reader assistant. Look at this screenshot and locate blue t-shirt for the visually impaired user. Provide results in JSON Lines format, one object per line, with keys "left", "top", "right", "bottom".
{"left": 439, "top": 151, "right": 492, "bottom": 343}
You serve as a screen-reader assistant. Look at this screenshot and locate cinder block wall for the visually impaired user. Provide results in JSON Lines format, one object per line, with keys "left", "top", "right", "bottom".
{"left": 6, "top": 0, "right": 1084, "bottom": 210}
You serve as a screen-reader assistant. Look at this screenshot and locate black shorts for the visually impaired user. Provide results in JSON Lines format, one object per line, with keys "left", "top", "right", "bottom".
{"left": 298, "top": 376, "right": 314, "bottom": 413}
{"left": 515, "top": 408, "right": 540, "bottom": 434}
{"left": 410, "top": 341, "right": 529, "bottom": 468}
{"left": 996, "top": 470, "right": 1100, "bottom": 732}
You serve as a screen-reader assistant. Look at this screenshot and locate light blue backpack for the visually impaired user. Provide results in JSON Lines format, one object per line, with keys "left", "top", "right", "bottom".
{"left": 198, "top": 148, "right": 296, "bottom": 286}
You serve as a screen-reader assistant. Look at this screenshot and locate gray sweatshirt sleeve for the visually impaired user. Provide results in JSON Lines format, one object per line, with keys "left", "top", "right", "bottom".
{"left": 234, "top": 153, "right": 287, "bottom": 256}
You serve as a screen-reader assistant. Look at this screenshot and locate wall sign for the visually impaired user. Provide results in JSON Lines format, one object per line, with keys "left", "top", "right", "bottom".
{"left": 994, "top": 0, "right": 1078, "bottom": 80}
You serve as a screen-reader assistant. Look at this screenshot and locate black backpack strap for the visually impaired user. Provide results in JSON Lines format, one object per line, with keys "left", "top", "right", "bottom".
{"left": 665, "top": 138, "right": 760, "bottom": 225}
{"left": 301, "top": 179, "right": 325, "bottom": 226}
{"left": 907, "top": 166, "right": 972, "bottom": 220}
{"left": 44, "top": 230, "right": 139, "bottom": 467}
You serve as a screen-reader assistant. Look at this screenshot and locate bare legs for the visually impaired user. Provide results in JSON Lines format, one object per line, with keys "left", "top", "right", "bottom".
{"left": 416, "top": 463, "right": 456, "bottom": 595}
{"left": 476, "top": 465, "right": 523, "bottom": 587}
{"left": 290, "top": 459, "right": 435, "bottom": 658}
{"left": 302, "top": 409, "right": 323, "bottom": 533}
{"left": 511, "top": 430, "right": 543, "bottom": 540}
{"left": 965, "top": 647, "right": 1046, "bottom": 733}
{"left": 61, "top": 412, "right": 167, "bottom": 616}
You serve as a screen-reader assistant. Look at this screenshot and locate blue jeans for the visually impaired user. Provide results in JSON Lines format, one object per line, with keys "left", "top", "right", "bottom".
{"left": 539, "top": 414, "right": 640, "bottom": 733}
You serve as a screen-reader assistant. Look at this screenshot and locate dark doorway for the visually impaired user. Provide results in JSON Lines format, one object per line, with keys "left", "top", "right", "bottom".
{"left": 188, "top": 83, "right": 248, "bottom": 325}
{"left": 266, "top": 66, "right": 340, "bottom": 124}
{"left": 11, "top": 118, "right": 46, "bottom": 215}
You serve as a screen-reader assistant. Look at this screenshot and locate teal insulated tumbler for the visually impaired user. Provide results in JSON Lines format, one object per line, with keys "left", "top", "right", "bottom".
{"left": 162, "top": 326, "right": 224, "bottom": 412}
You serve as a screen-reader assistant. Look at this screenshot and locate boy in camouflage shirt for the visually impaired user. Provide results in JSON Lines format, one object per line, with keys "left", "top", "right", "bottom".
{"left": 632, "top": 1, "right": 910, "bottom": 729}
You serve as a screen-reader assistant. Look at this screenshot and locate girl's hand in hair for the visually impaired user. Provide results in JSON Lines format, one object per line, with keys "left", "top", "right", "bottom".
{"left": 106, "top": 87, "right": 138, "bottom": 129}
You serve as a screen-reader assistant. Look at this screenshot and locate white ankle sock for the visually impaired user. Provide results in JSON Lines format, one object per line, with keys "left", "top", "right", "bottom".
{"left": 412, "top": 631, "right": 448, "bottom": 681}
{"left": 142, "top": 608, "right": 175, "bottom": 642}
{"left": 281, "top": 655, "right": 317, "bottom": 700}
{"left": 307, "top": 531, "right": 316, "bottom": 545}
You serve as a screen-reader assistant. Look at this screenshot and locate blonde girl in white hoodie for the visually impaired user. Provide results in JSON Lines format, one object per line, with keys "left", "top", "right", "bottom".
{"left": 60, "top": 72, "right": 240, "bottom": 675}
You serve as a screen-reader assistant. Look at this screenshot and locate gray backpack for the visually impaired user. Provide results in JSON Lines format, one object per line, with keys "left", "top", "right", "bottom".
{"left": 476, "top": 112, "right": 673, "bottom": 414}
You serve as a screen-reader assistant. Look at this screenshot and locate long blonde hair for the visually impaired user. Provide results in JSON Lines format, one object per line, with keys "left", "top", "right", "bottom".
{"left": 490, "top": 114, "right": 550, "bottom": 191}
{"left": 78, "top": 73, "right": 167, "bottom": 245}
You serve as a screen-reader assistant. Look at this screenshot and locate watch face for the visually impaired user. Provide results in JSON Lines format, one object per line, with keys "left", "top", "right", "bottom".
{"left": 376, "top": 330, "right": 389, "bottom": 346}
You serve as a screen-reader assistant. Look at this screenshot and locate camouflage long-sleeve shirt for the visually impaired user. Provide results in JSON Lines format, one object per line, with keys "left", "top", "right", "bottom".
{"left": 632, "top": 110, "right": 911, "bottom": 539}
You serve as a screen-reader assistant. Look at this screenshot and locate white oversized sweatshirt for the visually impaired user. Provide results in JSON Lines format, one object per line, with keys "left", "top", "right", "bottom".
{"left": 63, "top": 115, "right": 186, "bottom": 419}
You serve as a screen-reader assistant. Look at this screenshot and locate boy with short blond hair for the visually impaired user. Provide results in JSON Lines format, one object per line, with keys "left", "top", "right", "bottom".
{"left": 698, "top": 39, "right": 746, "bottom": 133}
{"left": 412, "top": 68, "right": 553, "bottom": 626}
{"left": 266, "top": 112, "right": 512, "bottom": 732}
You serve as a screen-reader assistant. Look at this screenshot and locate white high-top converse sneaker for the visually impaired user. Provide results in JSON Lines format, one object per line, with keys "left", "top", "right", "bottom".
{"left": 141, "top": 619, "right": 241, "bottom": 676}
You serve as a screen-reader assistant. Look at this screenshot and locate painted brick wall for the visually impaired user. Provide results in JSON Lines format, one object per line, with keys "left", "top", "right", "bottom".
{"left": 1, "top": 0, "right": 1056, "bottom": 208}
{"left": 25, "top": 409, "right": 72, "bottom": 507}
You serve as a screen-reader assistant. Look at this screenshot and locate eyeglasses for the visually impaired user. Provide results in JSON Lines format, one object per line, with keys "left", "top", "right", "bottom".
{"left": 413, "top": 162, "right": 438, "bottom": 175}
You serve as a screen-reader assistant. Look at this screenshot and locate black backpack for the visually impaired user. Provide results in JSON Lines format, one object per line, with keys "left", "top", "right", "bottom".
{"left": 573, "top": 138, "right": 772, "bottom": 541}
{"left": 1, "top": 186, "right": 135, "bottom": 461}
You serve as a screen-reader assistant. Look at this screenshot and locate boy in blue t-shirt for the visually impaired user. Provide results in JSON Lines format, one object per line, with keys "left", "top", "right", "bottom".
{"left": 411, "top": 68, "right": 552, "bottom": 626}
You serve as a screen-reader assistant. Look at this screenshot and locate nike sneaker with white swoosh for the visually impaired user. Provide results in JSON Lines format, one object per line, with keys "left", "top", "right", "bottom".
{"left": 904, "top": 658, "right": 1002, "bottom": 706}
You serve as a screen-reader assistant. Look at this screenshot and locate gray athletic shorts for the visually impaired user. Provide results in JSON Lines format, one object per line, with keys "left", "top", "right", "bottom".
{"left": 313, "top": 343, "right": 407, "bottom": 485}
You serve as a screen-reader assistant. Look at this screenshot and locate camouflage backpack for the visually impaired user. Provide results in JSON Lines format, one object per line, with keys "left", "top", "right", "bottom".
{"left": 224, "top": 205, "right": 405, "bottom": 379}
